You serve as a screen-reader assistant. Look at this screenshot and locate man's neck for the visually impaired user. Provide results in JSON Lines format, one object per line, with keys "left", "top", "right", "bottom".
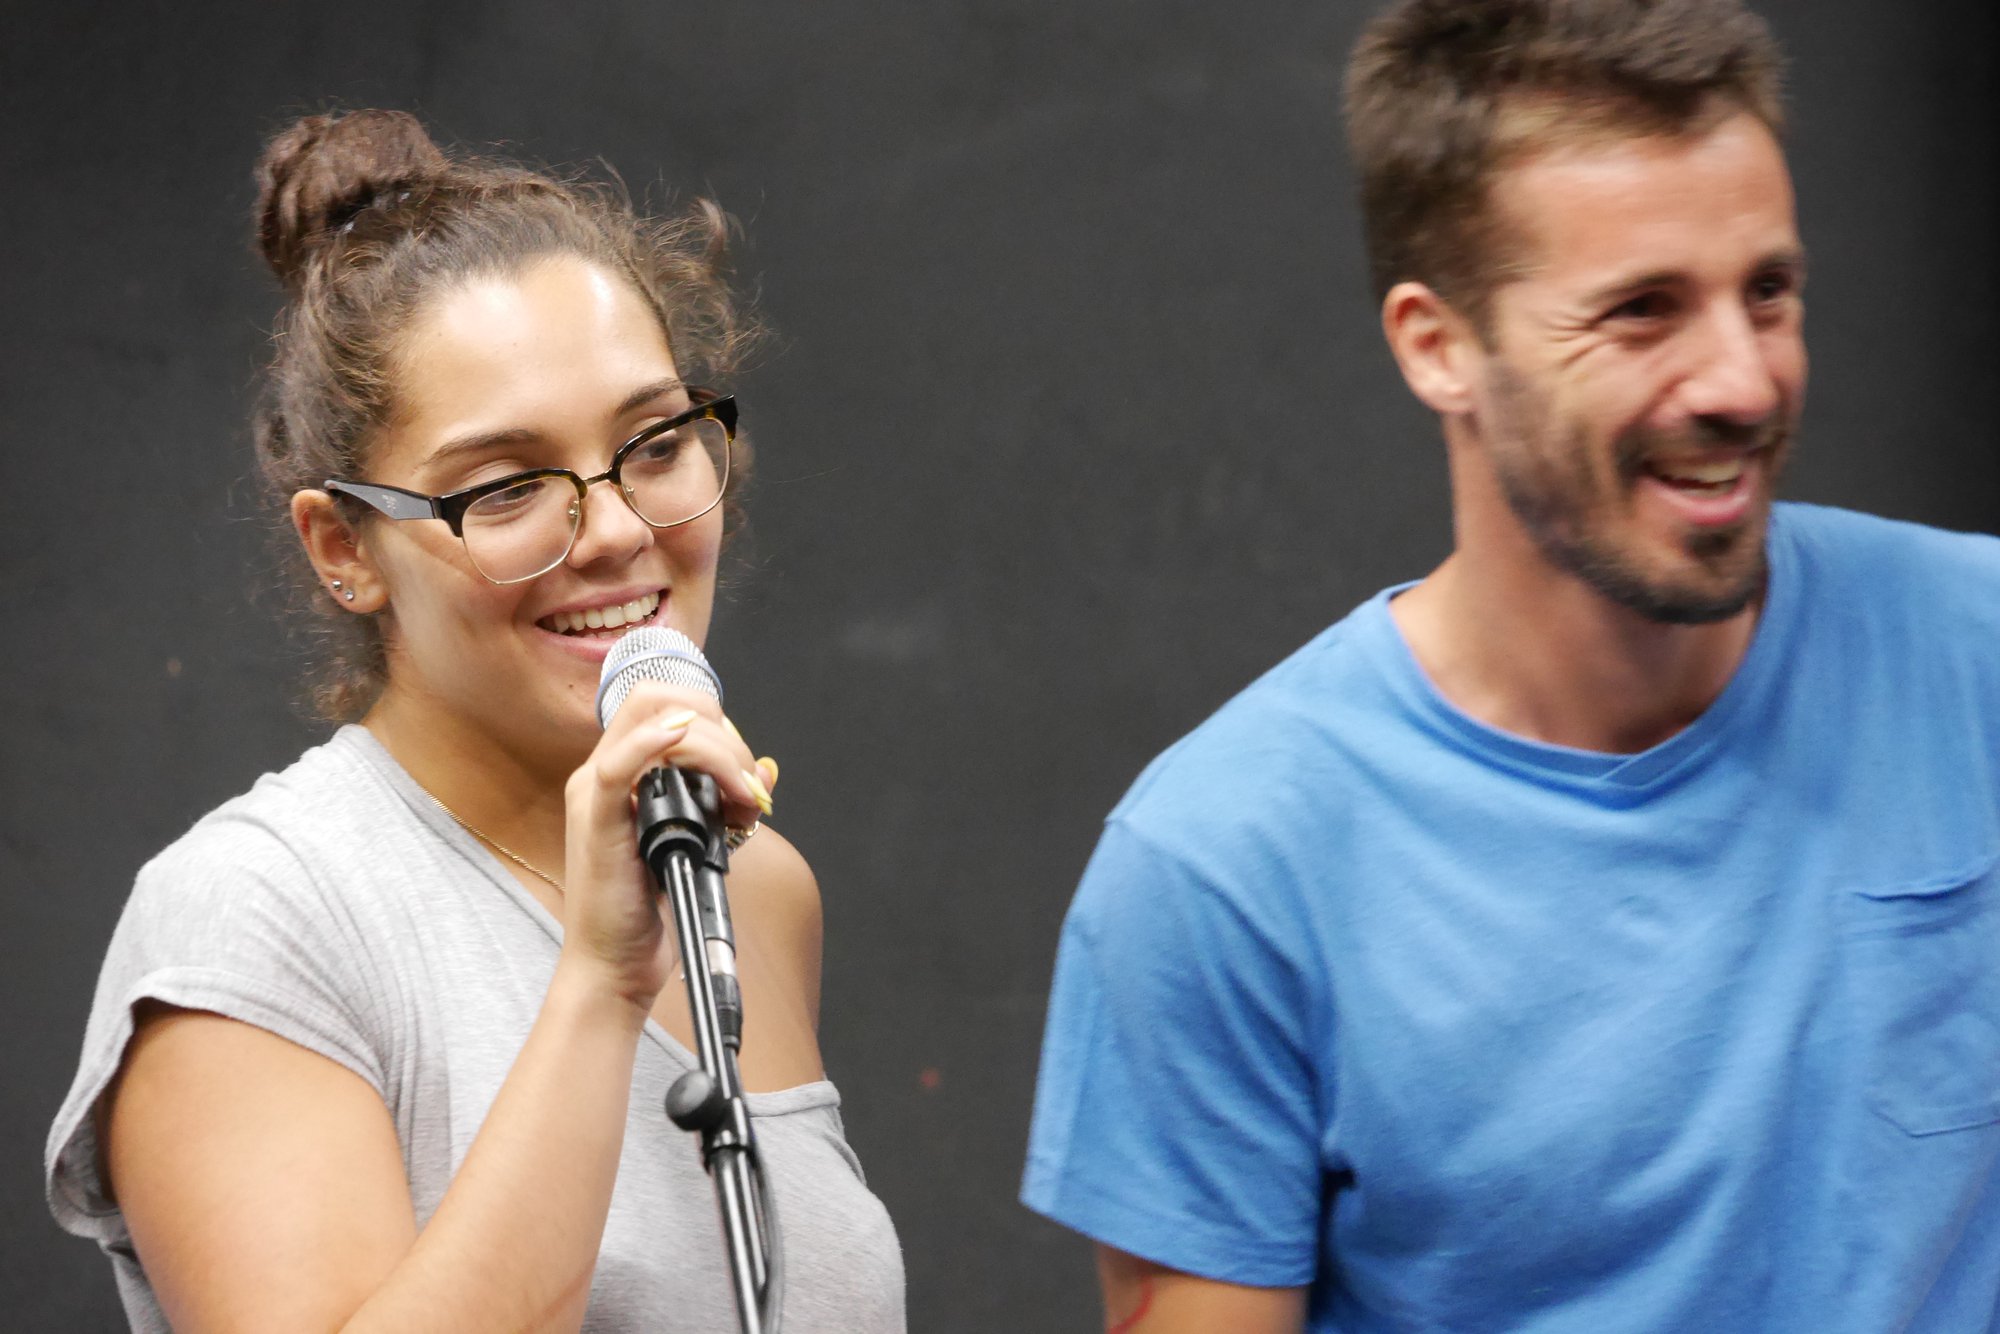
{"left": 1390, "top": 548, "right": 1761, "bottom": 755}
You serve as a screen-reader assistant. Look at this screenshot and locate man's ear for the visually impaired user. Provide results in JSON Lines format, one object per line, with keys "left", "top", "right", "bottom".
{"left": 1381, "top": 281, "right": 1486, "bottom": 416}
{"left": 291, "top": 490, "right": 387, "bottom": 614}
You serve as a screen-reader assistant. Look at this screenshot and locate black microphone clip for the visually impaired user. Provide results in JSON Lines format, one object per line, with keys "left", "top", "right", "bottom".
{"left": 635, "top": 764, "right": 727, "bottom": 873}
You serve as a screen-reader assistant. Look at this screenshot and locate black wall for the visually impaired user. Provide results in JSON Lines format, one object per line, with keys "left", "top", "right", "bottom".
{"left": 3, "top": 2, "right": 1995, "bottom": 1328}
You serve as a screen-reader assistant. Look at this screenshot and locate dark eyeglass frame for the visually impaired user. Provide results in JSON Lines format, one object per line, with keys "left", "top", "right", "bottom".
{"left": 324, "top": 391, "right": 737, "bottom": 583}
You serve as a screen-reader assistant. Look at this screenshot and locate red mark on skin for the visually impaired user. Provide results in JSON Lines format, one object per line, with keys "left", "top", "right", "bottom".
{"left": 1106, "top": 1274, "right": 1154, "bottom": 1333}
{"left": 918, "top": 1067, "right": 942, "bottom": 1092}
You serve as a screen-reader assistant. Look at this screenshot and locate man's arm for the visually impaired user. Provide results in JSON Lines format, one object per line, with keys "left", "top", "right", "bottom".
{"left": 1025, "top": 820, "right": 1326, "bottom": 1329}
{"left": 1097, "top": 1246, "right": 1306, "bottom": 1334}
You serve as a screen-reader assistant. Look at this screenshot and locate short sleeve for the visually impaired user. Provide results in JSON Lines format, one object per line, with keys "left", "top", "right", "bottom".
{"left": 44, "top": 812, "right": 386, "bottom": 1245}
{"left": 1021, "top": 817, "right": 1326, "bottom": 1287}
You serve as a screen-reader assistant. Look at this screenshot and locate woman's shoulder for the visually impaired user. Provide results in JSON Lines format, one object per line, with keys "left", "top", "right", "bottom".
{"left": 723, "top": 824, "right": 824, "bottom": 1032}
{"left": 151, "top": 724, "right": 368, "bottom": 852}
{"left": 47, "top": 732, "right": 409, "bottom": 1240}
{"left": 93, "top": 725, "right": 457, "bottom": 1085}
{"left": 727, "top": 824, "right": 822, "bottom": 947}
{"left": 124, "top": 726, "right": 432, "bottom": 964}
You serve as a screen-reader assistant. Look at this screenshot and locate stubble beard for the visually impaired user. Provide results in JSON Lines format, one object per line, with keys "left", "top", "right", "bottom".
{"left": 1483, "top": 362, "right": 1790, "bottom": 626}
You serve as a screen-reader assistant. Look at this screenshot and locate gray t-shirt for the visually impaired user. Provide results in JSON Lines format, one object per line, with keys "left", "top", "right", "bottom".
{"left": 46, "top": 726, "right": 905, "bottom": 1332}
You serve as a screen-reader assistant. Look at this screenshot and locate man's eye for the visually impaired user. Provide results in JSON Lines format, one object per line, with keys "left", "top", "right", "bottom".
{"left": 1749, "top": 272, "right": 1797, "bottom": 303}
{"left": 1608, "top": 291, "right": 1675, "bottom": 322}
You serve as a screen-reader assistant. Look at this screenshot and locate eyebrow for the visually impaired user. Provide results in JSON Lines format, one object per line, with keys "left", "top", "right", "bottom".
{"left": 1581, "top": 247, "right": 1809, "bottom": 310}
{"left": 425, "top": 377, "right": 688, "bottom": 469}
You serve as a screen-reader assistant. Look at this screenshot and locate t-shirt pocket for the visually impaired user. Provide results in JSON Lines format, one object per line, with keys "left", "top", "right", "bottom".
{"left": 1844, "top": 848, "right": 2000, "bottom": 1137}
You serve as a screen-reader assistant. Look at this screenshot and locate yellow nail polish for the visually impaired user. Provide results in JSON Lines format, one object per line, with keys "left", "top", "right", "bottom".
{"left": 723, "top": 715, "right": 744, "bottom": 742}
{"left": 744, "top": 769, "right": 774, "bottom": 814}
{"left": 757, "top": 756, "right": 780, "bottom": 788}
{"left": 659, "top": 708, "right": 698, "bottom": 730}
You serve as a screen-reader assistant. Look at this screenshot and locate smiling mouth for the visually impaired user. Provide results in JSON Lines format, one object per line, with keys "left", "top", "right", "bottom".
{"left": 540, "top": 589, "right": 663, "bottom": 637}
{"left": 1643, "top": 454, "right": 1753, "bottom": 496}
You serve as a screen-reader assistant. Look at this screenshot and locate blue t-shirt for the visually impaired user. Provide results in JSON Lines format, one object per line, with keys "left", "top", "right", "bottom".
{"left": 1023, "top": 503, "right": 2000, "bottom": 1331}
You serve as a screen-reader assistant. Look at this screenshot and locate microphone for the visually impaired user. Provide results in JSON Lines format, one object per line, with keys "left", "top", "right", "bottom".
{"left": 597, "top": 626, "right": 784, "bottom": 1331}
{"left": 596, "top": 624, "right": 724, "bottom": 723}
{"left": 596, "top": 626, "right": 743, "bottom": 1044}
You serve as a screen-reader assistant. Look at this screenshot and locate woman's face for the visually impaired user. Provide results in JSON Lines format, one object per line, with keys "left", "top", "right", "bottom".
{"left": 355, "top": 255, "right": 723, "bottom": 762}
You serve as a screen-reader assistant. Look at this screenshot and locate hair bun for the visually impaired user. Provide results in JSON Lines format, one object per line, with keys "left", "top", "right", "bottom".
{"left": 254, "top": 109, "right": 449, "bottom": 289}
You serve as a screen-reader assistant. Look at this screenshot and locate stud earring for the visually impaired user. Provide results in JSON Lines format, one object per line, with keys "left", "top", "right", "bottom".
{"left": 331, "top": 579, "right": 343, "bottom": 590}
{"left": 343, "top": 589, "right": 357, "bottom": 602}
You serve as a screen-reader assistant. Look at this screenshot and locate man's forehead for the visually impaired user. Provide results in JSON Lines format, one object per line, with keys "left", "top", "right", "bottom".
{"left": 1485, "top": 110, "right": 1799, "bottom": 288}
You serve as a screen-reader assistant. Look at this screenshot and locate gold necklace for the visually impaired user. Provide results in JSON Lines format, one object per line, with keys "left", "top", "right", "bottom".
{"left": 421, "top": 789, "right": 760, "bottom": 892}
{"left": 421, "top": 790, "right": 565, "bottom": 892}
{"left": 422, "top": 787, "right": 758, "bottom": 985}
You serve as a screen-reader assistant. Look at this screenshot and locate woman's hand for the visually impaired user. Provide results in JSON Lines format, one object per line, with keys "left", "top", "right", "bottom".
{"left": 557, "top": 680, "right": 776, "bottom": 1011}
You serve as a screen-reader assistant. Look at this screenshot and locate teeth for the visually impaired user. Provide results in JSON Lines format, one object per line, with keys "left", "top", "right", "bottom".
{"left": 1654, "top": 458, "right": 1744, "bottom": 486}
{"left": 547, "top": 590, "right": 660, "bottom": 635}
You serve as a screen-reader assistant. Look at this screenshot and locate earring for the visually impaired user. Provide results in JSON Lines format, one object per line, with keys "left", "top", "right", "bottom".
{"left": 343, "top": 590, "right": 357, "bottom": 602}
{"left": 331, "top": 579, "right": 343, "bottom": 590}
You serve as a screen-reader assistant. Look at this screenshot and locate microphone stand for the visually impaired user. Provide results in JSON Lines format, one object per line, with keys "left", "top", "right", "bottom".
{"left": 636, "top": 766, "right": 783, "bottom": 1334}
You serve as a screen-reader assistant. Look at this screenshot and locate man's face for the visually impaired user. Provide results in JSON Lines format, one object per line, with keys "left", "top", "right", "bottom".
{"left": 1466, "top": 110, "right": 1807, "bottom": 624}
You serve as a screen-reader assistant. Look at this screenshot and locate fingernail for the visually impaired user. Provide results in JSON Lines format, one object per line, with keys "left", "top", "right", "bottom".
{"left": 658, "top": 709, "right": 698, "bottom": 731}
{"left": 757, "top": 756, "right": 780, "bottom": 789}
{"left": 743, "top": 769, "right": 774, "bottom": 815}
{"left": 723, "top": 715, "right": 744, "bottom": 743}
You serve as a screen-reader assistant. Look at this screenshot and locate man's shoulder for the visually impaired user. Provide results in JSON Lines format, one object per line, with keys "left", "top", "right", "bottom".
{"left": 1107, "top": 594, "right": 1409, "bottom": 857}
{"left": 1782, "top": 501, "right": 2000, "bottom": 595}
{"left": 1776, "top": 503, "right": 2000, "bottom": 677}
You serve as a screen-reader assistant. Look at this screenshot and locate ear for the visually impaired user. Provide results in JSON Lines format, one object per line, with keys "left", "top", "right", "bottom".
{"left": 1381, "top": 281, "right": 1485, "bottom": 416}
{"left": 291, "top": 490, "right": 388, "bottom": 614}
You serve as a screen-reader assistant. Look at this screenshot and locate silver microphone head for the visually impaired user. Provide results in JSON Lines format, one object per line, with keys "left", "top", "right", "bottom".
{"left": 595, "top": 625, "right": 721, "bottom": 729}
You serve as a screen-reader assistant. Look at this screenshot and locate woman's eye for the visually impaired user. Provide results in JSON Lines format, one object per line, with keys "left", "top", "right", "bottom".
{"left": 470, "top": 477, "right": 544, "bottom": 515}
{"left": 629, "top": 431, "right": 685, "bottom": 467}
{"left": 454, "top": 463, "right": 534, "bottom": 491}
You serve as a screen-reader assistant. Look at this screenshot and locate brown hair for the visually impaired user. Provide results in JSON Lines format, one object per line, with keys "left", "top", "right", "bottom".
{"left": 1345, "top": 0, "right": 1785, "bottom": 331}
{"left": 251, "top": 109, "right": 762, "bottom": 719}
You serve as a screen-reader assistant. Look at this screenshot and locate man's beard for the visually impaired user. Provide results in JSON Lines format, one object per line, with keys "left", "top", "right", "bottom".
{"left": 1485, "top": 363, "right": 1791, "bottom": 626}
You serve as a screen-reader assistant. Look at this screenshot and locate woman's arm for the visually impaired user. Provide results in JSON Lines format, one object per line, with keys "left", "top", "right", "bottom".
{"left": 106, "top": 686, "right": 766, "bottom": 1332}
{"left": 639, "top": 824, "right": 828, "bottom": 1094}
{"left": 110, "top": 969, "right": 644, "bottom": 1333}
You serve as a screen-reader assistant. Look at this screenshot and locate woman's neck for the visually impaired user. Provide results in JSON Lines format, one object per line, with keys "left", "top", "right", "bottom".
{"left": 363, "top": 683, "right": 576, "bottom": 876}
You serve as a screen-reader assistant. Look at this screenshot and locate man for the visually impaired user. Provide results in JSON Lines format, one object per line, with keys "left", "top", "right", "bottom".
{"left": 1021, "top": 1, "right": 2000, "bottom": 1329}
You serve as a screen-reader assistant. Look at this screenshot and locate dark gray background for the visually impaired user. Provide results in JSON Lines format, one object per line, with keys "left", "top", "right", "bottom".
{"left": 3, "top": 1, "right": 1995, "bottom": 1328}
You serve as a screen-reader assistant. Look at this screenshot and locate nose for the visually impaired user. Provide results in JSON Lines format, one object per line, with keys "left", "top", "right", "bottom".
{"left": 1677, "top": 301, "right": 1790, "bottom": 431}
{"left": 564, "top": 475, "right": 653, "bottom": 569}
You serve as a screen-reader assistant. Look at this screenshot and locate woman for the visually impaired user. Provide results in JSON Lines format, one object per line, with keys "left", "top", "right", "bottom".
{"left": 44, "top": 109, "right": 905, "bottom": 1332}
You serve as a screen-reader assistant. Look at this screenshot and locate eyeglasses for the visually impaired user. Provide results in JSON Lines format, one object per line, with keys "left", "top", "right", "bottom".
{"left": 326, "top": 392, "right": 736, "bottom": 585}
